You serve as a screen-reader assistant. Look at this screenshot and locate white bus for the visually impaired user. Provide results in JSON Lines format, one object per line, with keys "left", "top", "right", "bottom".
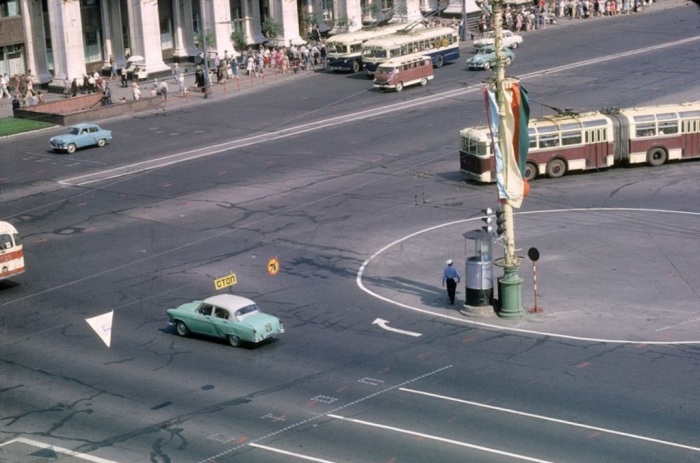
{"left": 361, "top": 26, "right": 460, "bottom": 77}
{"left": 326, "top": 23, "right": 420, "bottom": 73}
{"left": 0, "top": 221, "right": 25, "bottom": 281}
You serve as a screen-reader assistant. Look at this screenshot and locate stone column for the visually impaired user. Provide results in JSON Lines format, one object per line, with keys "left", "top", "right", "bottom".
{"left": 405, "top": 0, "right": 423, "bottom": 22}
{"left": 273, "top": 0, "right": 303, "bottom": 46}
{"left": 205, "top": 0, "right": 234, "bottom": 55}
{"left": 20, "top": 0, "right": 50, "bottom": 84}
{"left": 101, "top": 0, "right": 125, "bottom": 71}
{"left": 46, "top": 0, "right": 86, "bottom": 87}
{"left": 243, "top": 0, "right": 265, "bottom": 44}
{"left": 126, "top": 0, "right": 170, "bottom": 74}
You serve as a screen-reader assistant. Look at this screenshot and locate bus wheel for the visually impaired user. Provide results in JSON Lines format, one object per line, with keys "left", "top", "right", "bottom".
{"left": 396, "top": 82, "right": 404, "bottom": 92}
{"left": 546, "top": 159, "right": 566, "bottom": 178}
{"left": 524, "top": 162, "right": 538, "bottom": 181}
{"left": 436, "top": 55, "right": 444, "bottom": 68}
{"left": 420, "top": 77, "right": 428, "bottom": 86}
{"left": 352, "top": 60, "right": 361, "bottom": 73}
{"left": 647, "top": 147, "right": 667, "bottom": 167}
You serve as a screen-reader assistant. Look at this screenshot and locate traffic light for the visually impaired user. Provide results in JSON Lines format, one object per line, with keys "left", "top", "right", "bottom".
{"left": 495, "top": 208, "right": 507, "bottom": 238}
{"left": 481, "top": 208, "right": 494, "bottom": 234}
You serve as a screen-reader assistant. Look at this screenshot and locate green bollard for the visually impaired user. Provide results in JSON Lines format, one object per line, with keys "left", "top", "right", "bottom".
{"left": 498, "top": 266, "right": 525, "bottom": 319}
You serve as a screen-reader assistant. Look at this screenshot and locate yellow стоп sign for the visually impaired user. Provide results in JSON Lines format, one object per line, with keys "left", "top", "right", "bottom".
{"left": 214, "top": 272, "right": 237, "bottom": 290}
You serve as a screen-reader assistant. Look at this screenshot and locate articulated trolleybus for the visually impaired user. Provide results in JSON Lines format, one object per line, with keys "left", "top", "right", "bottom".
{"left": 0, "top": 221, "right": 25, "bottom": 281}
{"left": 459, "top": 102, "right": 700, "bottom": 182}
{"left": 362, "top": 26, "right": 460, "bottom": 77}
{"left": 326, "top": 23, "right": 420, "bottom": 73}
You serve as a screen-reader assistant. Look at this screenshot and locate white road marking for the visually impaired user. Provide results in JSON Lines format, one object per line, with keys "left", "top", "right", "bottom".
{"left": 249, "top": 443, "right": 338, "bottom": 462}
{"left": 400, "top": 387, "right": 700, "bottom": 454}
{"left": 372, "top": 317, "right": 422, "bottom": 337}
{"left": 0, "top": 437, "right": 120, "bottom": 462}
{"left": 327, "top": 414, "right": 558, "bottom": 463}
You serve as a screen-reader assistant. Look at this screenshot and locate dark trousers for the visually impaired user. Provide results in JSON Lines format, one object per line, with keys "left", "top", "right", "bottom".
{"left": 446, "top": 278, "right": 457, "bottom": 304}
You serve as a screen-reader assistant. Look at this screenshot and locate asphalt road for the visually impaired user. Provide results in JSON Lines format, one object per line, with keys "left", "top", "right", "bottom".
{"left": 1, "top": 3, "right": 700, "bottom": 462}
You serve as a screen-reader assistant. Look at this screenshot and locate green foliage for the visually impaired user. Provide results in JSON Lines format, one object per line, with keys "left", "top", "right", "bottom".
{"left": 195, "top": 28, "right": 215, "bottom": 49}
{"left": 304, "top": 14, "right": 319, "bottom": 28}
{"left": 230, "top": 29, "right": 247, "bottom": 52}
{"left": 335, "top": 14, "right": 355, "bottom": 28}
{"left": 261, "top": 18, "right": 283, "bottom": 39}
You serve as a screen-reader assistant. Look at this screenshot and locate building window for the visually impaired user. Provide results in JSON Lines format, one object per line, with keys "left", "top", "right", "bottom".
{"left": 321, "top": 0, "right": 334, "bottom": 21}
{"left": 84, "top": 30, "right": 102, "bottom": 63}
{"left": 0, "top": 0, "right": 21, "bottom": 17}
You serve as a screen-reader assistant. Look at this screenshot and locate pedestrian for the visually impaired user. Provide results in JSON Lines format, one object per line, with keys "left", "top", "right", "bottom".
{"left": 120, "top": 65, "right": 127, "bottom": 87}
{"left": 178, "top": 73, "right": 187, "bottom": 97}
{"left": 71, "top": 78, "right": 78, "bottom": 97}
{"left": 0, "top": 74, "right": 11, "bottom": 98}
{"left": 109, "top": 55, "right": 117, "bottom": 79}
{"left": 441, "top": 259, "right": 461, "bottom": 305}
{"left": 131, "top": 81, "right": 141, "bottom": 100}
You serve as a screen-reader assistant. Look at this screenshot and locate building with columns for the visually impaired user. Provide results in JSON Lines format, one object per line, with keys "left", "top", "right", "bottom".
{"left": 0, "top": 0, "right": 469, "bottom": 88}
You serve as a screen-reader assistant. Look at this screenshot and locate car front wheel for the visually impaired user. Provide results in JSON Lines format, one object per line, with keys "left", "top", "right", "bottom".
{"left": 228, "top": 335, "right": 242, "bottom": 347}
{"left": 396, "top": 82, "right": 404, "bottom": 92}
{"left": 66, "top": 143, "right": 77, "bottom": 154}
{"left": 175, "top": 321, "right": 189, "bottom": 337}
{"left": 483, "top": 61, "right": 491, "bottom": 70}
{"left": 97, "top": 139, "right": 106, "bottom": 147}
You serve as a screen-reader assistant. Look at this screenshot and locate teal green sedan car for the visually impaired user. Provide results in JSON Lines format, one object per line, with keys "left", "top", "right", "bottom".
{"left": 167, "top": 294, "right": 284, "bottom": 347}
{"left": 466, "top": 46, "right": 515, "bottom": 70}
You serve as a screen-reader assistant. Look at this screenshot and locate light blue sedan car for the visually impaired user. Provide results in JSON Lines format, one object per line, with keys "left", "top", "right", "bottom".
{"left": 49, "top": 123, "right": 112, "bottom": 154}
{"left": 466, "top": 46, "right": 515, "bottom": 71}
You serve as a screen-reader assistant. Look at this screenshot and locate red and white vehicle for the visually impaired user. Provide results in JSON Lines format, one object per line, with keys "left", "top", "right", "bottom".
{"left": 459, "top": 102, "right": 700, "bottom": 182}
{"left": 0, "top": 221, "right": 25, "bottom": 281}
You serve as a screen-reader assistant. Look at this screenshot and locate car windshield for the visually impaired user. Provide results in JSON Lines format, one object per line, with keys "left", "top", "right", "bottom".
{"left": 234, "top": 304, "right": 260, "bottom": 320}
{"left": 68, "top": 127, "right": 80, "bottom": 135}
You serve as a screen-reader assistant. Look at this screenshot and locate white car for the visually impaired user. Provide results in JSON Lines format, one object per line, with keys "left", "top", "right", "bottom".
{"left": 473, "top": 30, "right": 523, "bottom": 50}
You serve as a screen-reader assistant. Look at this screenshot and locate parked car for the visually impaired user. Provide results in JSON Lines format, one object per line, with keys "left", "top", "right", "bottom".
{"left": 49, "top": 123, "right": 112, "bottom": 154}
{"left": 466, "top": 46, "right": 515, "bottom": 70}
{"left": 167, "top": 294, "right": 284, "bottom": 347}
{"left": 473, "top": 30, "right": 523, "bottom": 50}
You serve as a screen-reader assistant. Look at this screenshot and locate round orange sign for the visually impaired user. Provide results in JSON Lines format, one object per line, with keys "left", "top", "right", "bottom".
{"left": 267, "top": 257, "right": 280, "bottom": 276}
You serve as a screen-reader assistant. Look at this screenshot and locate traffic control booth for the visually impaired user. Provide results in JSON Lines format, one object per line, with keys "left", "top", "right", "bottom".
{"left": 460, "top": 229, "right": 495, "bottom": 317}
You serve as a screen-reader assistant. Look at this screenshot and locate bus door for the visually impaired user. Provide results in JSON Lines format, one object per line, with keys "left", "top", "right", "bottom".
{"left": 681, "top": 119, "right": 700, "bottom": 158}
{"left": 606, "top": 112, "right": 630, "bottom": 164}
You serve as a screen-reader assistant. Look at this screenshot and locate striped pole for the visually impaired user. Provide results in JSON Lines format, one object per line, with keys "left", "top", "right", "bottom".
{"left": 529, "top": 261, "right": 543, "bottom": 313}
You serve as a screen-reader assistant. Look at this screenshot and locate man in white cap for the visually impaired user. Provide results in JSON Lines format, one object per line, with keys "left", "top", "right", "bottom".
{"left": 442, "top": 259, "right": 460, "bottom": 305}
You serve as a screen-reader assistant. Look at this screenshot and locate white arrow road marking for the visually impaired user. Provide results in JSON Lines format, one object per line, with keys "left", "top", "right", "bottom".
{"left": 372, "top": 318, "right": 422, "bottom": 337}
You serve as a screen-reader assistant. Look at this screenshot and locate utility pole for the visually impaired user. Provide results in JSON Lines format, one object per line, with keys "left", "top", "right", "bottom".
{"left": 490, "top": 0, "right": 524, "bottom": 318}
{"left": 198, "top": 0, "right": 212, "bottom": 98}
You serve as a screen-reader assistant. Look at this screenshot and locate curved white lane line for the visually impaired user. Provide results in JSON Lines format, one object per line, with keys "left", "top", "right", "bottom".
{"left": 357, "top": 208, "right": 700, "bottom": 345}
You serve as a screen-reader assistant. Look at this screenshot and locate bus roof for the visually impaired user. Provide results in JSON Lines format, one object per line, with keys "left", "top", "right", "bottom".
{"left": 377, "top": 55, "right": 432, "bottom": 67}
{"left": 362, "top": 26, "right": 458, "bottom": 48}
{"left": 0, "top": 221, "right": 19, "bottom": 234}
{"left": 326, "top": 22, "right": 418, "bottom": 45}
{"left": 613, "top": 102, "right": 700, "bottom": 120}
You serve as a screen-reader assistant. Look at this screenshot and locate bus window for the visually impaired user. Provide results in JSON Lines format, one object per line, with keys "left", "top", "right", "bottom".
{"left": 658, "top": 121, "right": 678, "bottom": 134}
{"left": 561, "top": 131, "right": 582, "bottom": 146}
{"left": 636, "top": 123, "right": 655, "bottom": 137}
{"left": 539, "top": 134, "right": 559, "bottom": 148}
{"left": 0, "top": 233, "right": 12, "bottom": 249}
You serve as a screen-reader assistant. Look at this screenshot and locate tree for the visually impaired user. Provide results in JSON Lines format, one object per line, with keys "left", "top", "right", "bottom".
{"left": 261, "top": 18, "right": 283, "bottom": 40}
{"left": 231, "top": 29, "right": 247, "bottom": 53}
{"left": 335, "top": 14, "right": 355, "bottom": 29}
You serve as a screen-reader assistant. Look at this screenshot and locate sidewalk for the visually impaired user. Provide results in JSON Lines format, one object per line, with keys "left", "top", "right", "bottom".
{"left": 0, "top": 66, "right": 316, "bottom": 121}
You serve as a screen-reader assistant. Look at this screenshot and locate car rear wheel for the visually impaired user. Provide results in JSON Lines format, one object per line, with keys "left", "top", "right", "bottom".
{"left": 511, "top": 42, "right": 519, "bottom": 49}
{"left": 228, "top": 335, "right": 242, "bottom": 347}
{"left": 66, "top": 143, "right": 77, "bottom": 154}
{"left": 175, "top": 321, "right": 189, "bottom": 337}
{"left": 396, "top": 82, "right": 404, "bottom": 92}
{"left": 420, "top": 77, "right": 428, "bottom": 86}
{"left": 504, "top": 57, "right": 512, "bottom": 66}
{"left": 97, "top": 139, "right": 106, "bottom": 147}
